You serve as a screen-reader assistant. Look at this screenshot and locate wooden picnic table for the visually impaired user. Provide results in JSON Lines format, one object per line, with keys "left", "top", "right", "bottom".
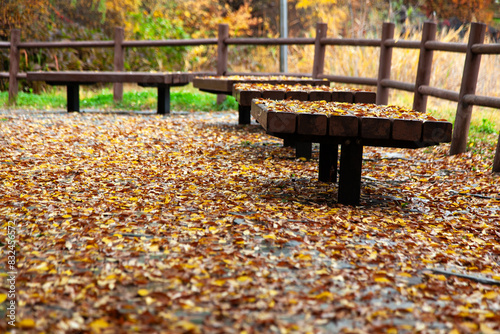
{"left": 251, "top": 99, "right": 453, "bottom": 205}
{"left": 192, "top": 75, "right": 329, "bottom": 124}
{"left": 26, "top": 71, "right": 192, "bottom": 114}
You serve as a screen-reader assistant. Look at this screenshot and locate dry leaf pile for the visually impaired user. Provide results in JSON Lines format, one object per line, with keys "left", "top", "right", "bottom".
{"left": 0, "top": 110, "right": 499, "bottom": 333}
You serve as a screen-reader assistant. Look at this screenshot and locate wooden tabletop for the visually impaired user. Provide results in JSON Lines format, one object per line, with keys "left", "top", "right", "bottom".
{"left": 193, "top": 76, "right": 330, "bottom": 94}
{"left": 251, "top": 100, "right": 452, "bottom": 147}
{"left": 233, "top": 84, "right": 376, "bottom": 105}
{"left": 27, "top": 71, "right": 192, "bottom": 85}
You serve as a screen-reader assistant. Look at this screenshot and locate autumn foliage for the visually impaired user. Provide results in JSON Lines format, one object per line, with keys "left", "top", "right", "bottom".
{"left": 1, "top": 110, "right": 499, "bottom": 332}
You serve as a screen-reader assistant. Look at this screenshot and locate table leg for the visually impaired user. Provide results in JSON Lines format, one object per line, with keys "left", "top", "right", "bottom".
{"left": 318, "top": 143, "right": 338, "bottom": 182}
{"left": 238, "top": 105, "right": 251, "bottom": 124}
{"left": 295, "top": 141, "right": 312, "bottom": 160}
{"left": 67, "top": 84, "right": 79, "bottom": 112}
{"left": 338, "top": 141, "right": 363, "bottom": 205}
{"left": 158, "top": 84, "right": 170, "bottom": 114}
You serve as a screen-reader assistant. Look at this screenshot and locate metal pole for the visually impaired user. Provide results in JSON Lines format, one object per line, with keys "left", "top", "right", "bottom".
{"left": 280, "top": 0, "right": 288, "bottom": 73}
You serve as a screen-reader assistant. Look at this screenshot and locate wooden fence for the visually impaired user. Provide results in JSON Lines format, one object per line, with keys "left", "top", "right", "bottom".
{"left": 2, "top": 21, "right": 500, "bottom": 172}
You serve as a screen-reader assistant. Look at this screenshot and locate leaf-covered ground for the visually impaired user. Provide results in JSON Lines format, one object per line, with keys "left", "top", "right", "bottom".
{"left": 1, "top": 110, "right": 499, "bottom": 333}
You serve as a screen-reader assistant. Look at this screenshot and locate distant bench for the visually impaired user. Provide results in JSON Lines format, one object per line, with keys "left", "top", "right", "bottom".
{"left": 26, "top": 71, "right": 199, "bottom": 114}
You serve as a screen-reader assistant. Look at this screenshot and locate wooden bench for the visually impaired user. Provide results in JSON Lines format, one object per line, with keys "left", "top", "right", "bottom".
{"left": 26, "top": 71, "right": 193, "bottom": 114}
{"left": 251, "top": 99, "right": 453, "bottom": 205}
{"left": 193, "top": 75, "right": 329, "bottom": 124}
{"left": 233, "top": 83, "right": 376, "bottom": 159}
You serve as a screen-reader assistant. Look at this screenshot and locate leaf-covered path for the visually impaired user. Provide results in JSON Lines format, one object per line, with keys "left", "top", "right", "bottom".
{"left": 1, "top": 110, "right": 499, "bottom": 333}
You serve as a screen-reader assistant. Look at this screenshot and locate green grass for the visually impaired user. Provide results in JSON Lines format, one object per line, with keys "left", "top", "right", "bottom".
{"left": 0, "top": 84, "right": 238, "bottom": 112}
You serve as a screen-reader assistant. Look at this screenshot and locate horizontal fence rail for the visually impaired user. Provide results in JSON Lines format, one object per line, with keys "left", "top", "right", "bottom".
{"left": 1, "top": 21, "right": 500, "bottom": 172}
{"left": 226, "top": 37, "right": 314, "bottom": 45}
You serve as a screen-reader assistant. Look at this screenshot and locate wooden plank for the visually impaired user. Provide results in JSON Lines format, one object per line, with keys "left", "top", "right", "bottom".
{"left": 329, "top": 115, "right": 359, "bottom": 137}
{"left": 236, "top": 90, "right": 262, "bottom": 106}
{"left": 192, "top": 77, "right": 233, "bottom": 91}
{"left": 251, "top": 101, "right": 297, "bottom": 133}
{"left": 392, "top": 119, "right": 422, "bottom": 141}
{"left": 297, "top": 113, "right": 328, "bottom": 135}
{"left": 262, "top": 90, "right": 286, "bottom": 100}
{"left": 361, "top": 117, "right": 392, "bottom": 139}
{"left": 251, "top": 102, "right": 269, "bottom": 130}
{"left": 353, "top": 91, "right": 376, "bottom": 103}
{"left": 267, "top": 111, "right": 296, "bottom": 133}
{"left": 422, "top": 121, "right": 453, "bottom": 142}
{"left": 27, "top": 71, "right": 189, "bottom": 85}
{"left": 285, "top": 90, "right": 309, "bottom": 101}
{"left": 332, "top": 91, "right": 354, "bottom": 103}
{"left": 309, "top": 90, "right": 332, "bottom": 102}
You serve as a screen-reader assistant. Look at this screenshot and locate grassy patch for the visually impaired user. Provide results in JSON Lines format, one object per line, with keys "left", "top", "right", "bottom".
{"left": 0, "top": 84, "right": 237, "bottom": 112}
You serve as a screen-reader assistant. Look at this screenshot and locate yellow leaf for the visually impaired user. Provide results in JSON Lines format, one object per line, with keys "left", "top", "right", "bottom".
{"left": 483, "top": 291, "right": 498, "bottom": 300}
{"left": 374, "top": 277, "right": 391, "bottom": 283}
{"left": 89, "top": 318, "right": 110, "bottom": 331}
{"left": 237, "top": 276, "right": 252, "bottom": 283}
{"left": 398, "top": 272, "right": 412, "bottom": 278}
{"left": 175, "top": 320, "right": 200, "bottom": 334}
{"left": 18, "top": 318, "right": 36, "bottom": 328}
{"left": 211, "top": 279, "right": 226, "bottom": 286}
{"left": 263, "top": 234, "right": 276, "bottom": 240}
{"left": 314, "top": 291, "right": 334, "bottom": 300}
{"left": 480, "top": 323, "right": 499, "bottom": 334}
{"left": 0, "top": 294, "right": 7, "bottom": 303}
{"left": 137, "top": 289, "right": 149, "bottom": 297}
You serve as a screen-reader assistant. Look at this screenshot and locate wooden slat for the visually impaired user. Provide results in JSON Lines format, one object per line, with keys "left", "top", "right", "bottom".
{"left": 250, "top": 101, "right": 296, "bottom": 133}
{"left": 262, "top": 90, "right": 286, "bottom": 100}
{"left": 332, "top": 91, "right": 354, "bottom": 103}
{"left": 286, "top": 91, "right": 309, "bottom": 101}
{"left": 422, "top": 121, "right": 453, "bottom": 142}
{"left": 392, "top": 119, "right": 422, "bottom": 141}
{"left": 329, "top": 115, "right": 359, "bottom": 137}
{"left": 251, "top": 102, "right": 269, "bottom": 130}
{"left": 353, "top": 91, "right": 376, "bottom": 103}
{"left": 309, "top": 91, "right": 332, "bottom": 101}
{"left": 236, "top": 90, "right": 262, "bottom": 106}
{"left": 267, "top": 111, "right": 296, "bottom": 133}
{"left": 192, "top": 77, "right": 233, "bottom": 91}
{"left": 26, "top": 71, "right": 189, "bottom": 85}
{"left": 361, "top": 117, "right": 392, "bottom": 139}
{"left": 297, "top": 113, "right": 328, "bottom": 135}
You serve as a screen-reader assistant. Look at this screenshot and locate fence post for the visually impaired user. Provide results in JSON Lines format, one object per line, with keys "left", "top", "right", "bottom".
{"left": 216, "top": 24, "right": 229, "bottom": 105}
{"left": 312, "top": 23, "right": 327, "bottom": 78}
{"left": 8, "top": 29, "right": 21, "bottom": 105}
{"left": 113, "top": 27, "right": 124, "bottom": 102}
{"left": 493, "top": 133, "right": 500, "bottom": 173}
{"left": 412, "top": 21, "right": 436, "bottom": 112}
{"left": 376, "top": 22, "right": 394, "bottom": 105}
{"left": 450, "top": 22, "right": 486, "bottom": 155}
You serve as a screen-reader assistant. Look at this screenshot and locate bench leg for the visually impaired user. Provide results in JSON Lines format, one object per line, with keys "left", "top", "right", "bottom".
{"left": 67, "top": 84, "right": 80, "bottom": 112}
{"left": 157, "top": 84, "right": 170, "bottom": 114}
{"left": 295, "top": 141, "right": 312, "bottom": 160}
{"left": 318, "top": 143, "right": 338, "bottom": 182}
{"left": 238, "top": 105, "right": 251, "bottom": 125}
{"left": 338, "top": 141, "right": 363, "bottom": 206}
